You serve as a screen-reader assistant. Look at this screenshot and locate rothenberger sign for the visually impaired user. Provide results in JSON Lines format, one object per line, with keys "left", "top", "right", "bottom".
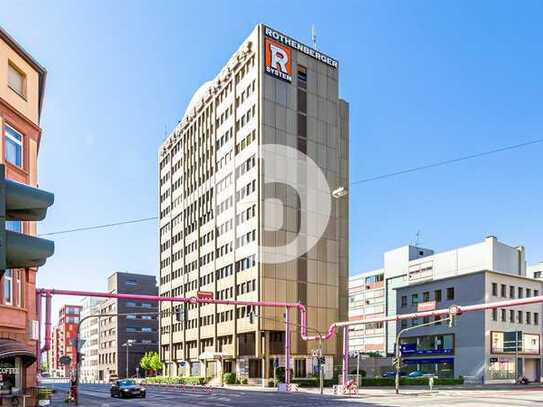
{"left": 264, "top": 26, "right": 338, "bottom": 68}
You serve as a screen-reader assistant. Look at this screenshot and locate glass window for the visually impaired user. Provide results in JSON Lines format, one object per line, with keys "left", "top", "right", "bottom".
{"left": 446, "top": 287, "right": 454, "bottom": 300}
{"left": 411, "top": 293, "right": 418, "bottom": 305}
{"left": 501, "top": 284, "right": 507, "bottom": 297}
{"left": 492, "top": 283, "right": 497, "bottom": 296}
{"left": 434, "top": 289, "right": 442, "bottom": 302}
{"left": 534, "top": 313, "right": 539, "bottom": 325}
{"left": 5, "top": 126, "right": 23, "bottom": 167}
{"left": 3, "top": 270, "right": 13, "bottom": 305}
{"left": 6, "top": 221, "right": 22, "bottom": 233}
{"left": 518, "top": 287, "right": 523, "bottom": 299}
{"left": 401, "top": 296, "right": 407, "bottom": 307}
{"left": 517, "top": 311, "right": 523, "bottom": 324}
{"left": 422, "top": 291, "right": 430, "bottom": 302}
{"left": 509, "top": 286, "right": 515, "bottom": 299}
{"left": 492, "top": 309, "right": 497, "bottom": 321}
{"left": 8, "top": 62, "right": 25, "bottom": 96}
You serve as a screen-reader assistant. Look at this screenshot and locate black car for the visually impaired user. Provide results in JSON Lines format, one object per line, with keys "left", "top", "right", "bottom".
{"left": 110, "top": 379, "right": 146, "bottom": 398}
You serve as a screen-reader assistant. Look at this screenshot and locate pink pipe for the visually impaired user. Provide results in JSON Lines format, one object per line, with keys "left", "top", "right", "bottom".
{"left": 285, "top": 307, "right": 290, "bottom": 385}
{"left": 41, "top": 293, "right": 52, "bottom": 353}
{"left": 297, "top": 303, "right": 336, "bottom": 341}
{"left": 36, "top": 291, "right": 42, "bottom": 369}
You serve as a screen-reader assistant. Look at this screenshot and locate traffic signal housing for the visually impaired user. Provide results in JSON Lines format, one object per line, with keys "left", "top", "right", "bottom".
{"left": 0, "top": 165, "right": 54, "bottom": 273}
{"left": 175, "top": 304, "right": 187, "bottom": 322}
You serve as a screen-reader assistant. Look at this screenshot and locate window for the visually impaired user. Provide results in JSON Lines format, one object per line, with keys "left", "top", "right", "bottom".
{"left": 517, "top": 311, "right": 523, "bottom": 324}
{"left": 517, "top": 287, "right": 523, "bottom": 299}
{"left": 501, "top": 309, "right": 506, "bottom": 322}
{"left": 492, "top": 309, "right": 497, "bottom": 321}
{"left": 446, "top": 287, "right": 455, "bottom": 301}
{"left": 422, "top": 291, "right": 430, "bottom": 302}
{"left": 509, "top": 286, "right": 515, "bottom": 299}
{"left": 527, "top": 312, "right": 531, "bottom": 325}
{"left": 501, "top": 284, "right": 507, "bottom": 297}
{"left": 534, "top": 313, "right": 539, "bottom": 325}
{"left": 8, "top": 62, "right": 25, "bottom": 97}
{"left": 411, "top": 293, "right": 418, "bottom": 305}
{"left": 434, "top": 289, "right": 442, "bottom": 302}
{"left": 6, "top": 221, "right": 22, "bottom": 233}
{"left": 400, "top": 296, "right": 407, "bottom": 308}
{"left": 492, "top": 283, "right": 498, "bottom": 296}
{"left": 509, "top": 310, "right": 515, "bottom": 323}
{"left": 5, "top": 125, "right": 23, "bottom": 167}
{"left": 526, "top": 288, "right": 531, "bottom": 298}
{"left": 535, "top": 272, "right": 542, "bottom": 279}
{"left": 535, "top": 290, "right": 539, "bottom": 297}
{"left": 3, "top": 270, "right": 13, "bottom": 305}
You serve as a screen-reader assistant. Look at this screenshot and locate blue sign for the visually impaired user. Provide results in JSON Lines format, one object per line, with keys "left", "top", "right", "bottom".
{"left": 400, "top": 344, "right": 453, "bottom": 355}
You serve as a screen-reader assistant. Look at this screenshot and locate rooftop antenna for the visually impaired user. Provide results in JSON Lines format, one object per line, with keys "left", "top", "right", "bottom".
{"left": 414, "top": 230, "right": 422, "bottom": 247}
{"left": 311, "top": 25, "right": 317, "bottom": 49}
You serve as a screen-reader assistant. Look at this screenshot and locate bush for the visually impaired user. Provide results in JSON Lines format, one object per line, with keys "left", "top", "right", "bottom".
{"left": 240, "top": 378, "right": 248, "bottom": 385}
{"left": 144, "top": 376, "right": 207, "bottom": 385}
{"left": 274, "top": 367, "right": 293, "bottom": 384}
{"left": 223, "top": 373, "right": 236, "bottom": 384}
{"left": 291, "top": 378, "right": 337, "bottom": 387}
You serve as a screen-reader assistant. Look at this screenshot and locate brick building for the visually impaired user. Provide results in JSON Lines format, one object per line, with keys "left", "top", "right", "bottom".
{"left": 0, "top": 25, "right": 47, "bottom": 398}
{"left": 48, "top": 305, "right": 82, "bottom": 377}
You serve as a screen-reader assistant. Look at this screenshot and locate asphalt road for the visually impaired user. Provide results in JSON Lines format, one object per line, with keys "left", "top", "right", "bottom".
{"left": 49, "top": 383, "right": 543, "bottom": 406}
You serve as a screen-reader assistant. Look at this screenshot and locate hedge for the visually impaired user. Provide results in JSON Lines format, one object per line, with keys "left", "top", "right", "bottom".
{"left": 360, "top": 377, "right": 464, "bottom": 386}
{"left": 144, "top": 376, "right": 207, "bottom": 385}
{"left": 291, "top": 378, "right": 338, "bottom": 387}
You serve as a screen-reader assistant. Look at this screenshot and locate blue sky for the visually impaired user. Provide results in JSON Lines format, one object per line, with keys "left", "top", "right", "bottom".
{"left": 2, "top": 1, "right": 543, "bottom": 320}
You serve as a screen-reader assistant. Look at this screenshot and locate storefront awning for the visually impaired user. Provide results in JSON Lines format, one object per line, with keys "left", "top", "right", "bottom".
{"left": 0, "top": 339, "right": 36, "bottom": 367}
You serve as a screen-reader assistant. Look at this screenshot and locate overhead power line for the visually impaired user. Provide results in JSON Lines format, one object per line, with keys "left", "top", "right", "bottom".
{"left": 38, "top": 216, "right": 158, "bottom": 237}
{"left": 39, "top": 137, "right": 543, "bottom": 237}
{"left": 350, "top": 137, "right": 543, "bottom": 185}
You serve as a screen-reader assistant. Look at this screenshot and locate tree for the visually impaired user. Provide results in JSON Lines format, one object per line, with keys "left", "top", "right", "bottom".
{"left": 149, "top": 352, "right": 163, "bottom": 373}
{"left": 139, "top": 352, "right": 152, "bottom": 374}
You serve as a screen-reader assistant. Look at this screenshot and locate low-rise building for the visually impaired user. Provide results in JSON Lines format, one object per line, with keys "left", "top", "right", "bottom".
{"left": 395, "top": 270, "right": 542, "bottom": 382}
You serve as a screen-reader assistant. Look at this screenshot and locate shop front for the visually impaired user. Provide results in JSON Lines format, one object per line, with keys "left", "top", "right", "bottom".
{"left": 0, "top": 339, "right": 36, "bottom": 398}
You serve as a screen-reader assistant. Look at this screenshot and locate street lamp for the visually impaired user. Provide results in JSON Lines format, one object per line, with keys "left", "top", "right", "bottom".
{"left": 122, "top": 339, "right": 136, "bottom": 379}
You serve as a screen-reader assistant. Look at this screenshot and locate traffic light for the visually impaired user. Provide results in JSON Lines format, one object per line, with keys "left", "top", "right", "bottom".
{"left": 0, "top": 165, "right": 54, "bottom": 275}
{"left": 393, "top": 357, "right": 401, "bottom": 369}
{"left": 175, "top": 304, "right": 187, "bottom": 322}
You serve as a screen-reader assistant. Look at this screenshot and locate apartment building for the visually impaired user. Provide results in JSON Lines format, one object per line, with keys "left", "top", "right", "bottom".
{"left": 48, "top": 305, "right": 82, "bottom": 376}
{"left": 79, "top": 297, "right": 104, "bottom": 383}
{"left": 158, "top": 24, "right": 349, "bottom": 382}
{"left": 97, "top": 272, "right": 158, "bottom": 381}
{"left": 528, "top": 262, "right": 543, "bottom": 280}
{"left": 348, "top": 270, "right": 385, "bottom": 354}
{"left": 396, "top": 271, "right": 542, "bottom": 382}
{"left": 0, "top": 26, "right": 47, "bottom": 398}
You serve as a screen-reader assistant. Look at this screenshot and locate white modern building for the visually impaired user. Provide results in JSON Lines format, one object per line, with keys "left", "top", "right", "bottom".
{"left": 349, "top": 236, "right": 535, "bottom": 354}
{"left": 80, "top": 297, "right": 104, "bottom": 383}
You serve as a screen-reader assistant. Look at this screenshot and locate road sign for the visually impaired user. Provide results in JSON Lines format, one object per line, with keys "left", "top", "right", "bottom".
{"left": 59, "top": 356, "right": 71, "bottom": 366}
{"left": 417, "top": 301, "right": 436, "bottom": 312}
{"left": 197, "top": 291, "right": 214, "bottom": 300}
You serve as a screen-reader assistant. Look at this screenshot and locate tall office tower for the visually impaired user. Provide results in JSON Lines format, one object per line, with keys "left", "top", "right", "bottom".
{"left": 158, "top": 25, "right": 349, "bottom": 383}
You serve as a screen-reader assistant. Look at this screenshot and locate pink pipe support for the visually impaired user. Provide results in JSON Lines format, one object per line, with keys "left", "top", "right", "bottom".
{"left": 36, "top": 291, "right": 42, "bottom": 369}
{"left": 41, "top": 292, "right": 52, "bottom": 353}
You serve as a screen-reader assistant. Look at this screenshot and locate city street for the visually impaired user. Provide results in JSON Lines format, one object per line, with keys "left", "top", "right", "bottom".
{"left": 49, "top": 383, "right": 543, "bottom": 406}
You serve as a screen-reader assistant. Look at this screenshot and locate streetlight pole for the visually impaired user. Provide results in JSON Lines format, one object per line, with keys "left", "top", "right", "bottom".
{"left": 319, "top": 334, "right": 324, "bottom": 395}
{"left": 123, "top": 339, "right": 135, "bottom": 379}
{"left": 356, "top": 351, "right": 360, "bottom": 387}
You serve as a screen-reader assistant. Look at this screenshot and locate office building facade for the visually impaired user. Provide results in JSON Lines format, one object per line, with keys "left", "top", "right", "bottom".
{"left": 97, "top": 272, "right": 158, "bottom": 381}
{"left": 396, "top": 270, "right": 542, "bottom": 382}
{"left": 349, "top": 236, "right": 533, "bottom": 355}
{"left": 0, "top": 26, "right": 47, "bottom": 398}
{"left": 158, "top": 24, "right": 349, "bottom": 382}
{"left": 348, "top": 270, "right": 385, "bottom": 354}
{"left": 80, "top": 297, "right": 104, "bottom": 383}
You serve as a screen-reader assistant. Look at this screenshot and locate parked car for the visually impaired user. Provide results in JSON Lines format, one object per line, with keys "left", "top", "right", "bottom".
{"left": 110, "top": 379, "right": 146, "bottom": 398}
{"left": 407, "top": 371, "right": 434, "bottom": 378}
{"left": 382, "top": 371, "right": 407, "bottom": 377}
